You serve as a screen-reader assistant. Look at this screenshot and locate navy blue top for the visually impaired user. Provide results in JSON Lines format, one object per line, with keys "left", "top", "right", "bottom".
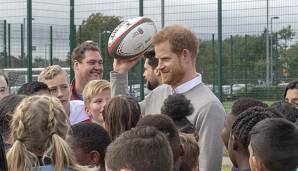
{"left": 172, "top": 167, "right": 180, "bottom": 171}
{"left": 232, "top": 167, "right": 251, "bottom": 171}
{"left": 33, "top": 165, "right": 74, "bottom": 171}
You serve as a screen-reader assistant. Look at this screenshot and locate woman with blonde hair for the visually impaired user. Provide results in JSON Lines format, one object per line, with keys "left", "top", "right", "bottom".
{"left": 6, "top": 95, "right": 93, "bottom": 171}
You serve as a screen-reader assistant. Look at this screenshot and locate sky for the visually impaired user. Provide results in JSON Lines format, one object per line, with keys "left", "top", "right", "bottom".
{"left": 0, "top": 0, "right": 297, "bottom": 61}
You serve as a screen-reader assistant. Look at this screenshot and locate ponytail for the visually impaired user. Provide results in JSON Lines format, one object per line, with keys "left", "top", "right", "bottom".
{"left": 47, "top": 133, "right": 72, "bottom": 171}
{"left": 7, "top": 140, "right": 39, "bottom": 171}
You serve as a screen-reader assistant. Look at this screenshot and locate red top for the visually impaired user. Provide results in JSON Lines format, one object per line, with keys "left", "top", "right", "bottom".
{"left": 70, "top": 80, "right": 83, "bottom": 100}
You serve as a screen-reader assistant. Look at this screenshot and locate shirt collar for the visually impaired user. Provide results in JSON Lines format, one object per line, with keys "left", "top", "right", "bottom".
{"left": 174, "top": 74, "right": 202, "bottom": 94}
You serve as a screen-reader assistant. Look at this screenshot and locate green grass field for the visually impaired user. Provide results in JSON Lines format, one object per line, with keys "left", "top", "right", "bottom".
{"left": 222, "top": 165, "right": 232, "bottom": 171}
{"left": 222, "top": 100, "right": 276, "bottom": 113}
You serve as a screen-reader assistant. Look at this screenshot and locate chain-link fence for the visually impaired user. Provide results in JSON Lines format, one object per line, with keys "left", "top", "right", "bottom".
{"left": 0, "top": 0, "right": 297, "bottom": 102}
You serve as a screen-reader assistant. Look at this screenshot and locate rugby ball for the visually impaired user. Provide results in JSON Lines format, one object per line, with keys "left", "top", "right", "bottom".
{"left": 108, "top": 16, "right": 157, "bottom": 59}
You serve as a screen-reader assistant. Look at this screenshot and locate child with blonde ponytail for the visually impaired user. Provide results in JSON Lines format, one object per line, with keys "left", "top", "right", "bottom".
{"left": 6, "top": 95, "right": 94, "bottom": 171}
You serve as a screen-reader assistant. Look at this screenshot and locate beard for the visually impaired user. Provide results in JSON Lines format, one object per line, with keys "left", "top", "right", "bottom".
{"left": 161, "top": 63, "right": 185, "bottom": 86}
{"left": 146, "top": 80, "right": 159, "bottom": 90}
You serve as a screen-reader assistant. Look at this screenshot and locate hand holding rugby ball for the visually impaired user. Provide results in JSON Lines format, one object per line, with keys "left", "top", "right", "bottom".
{"left": 108, "top": 17, "right": 157, "bottom": 59}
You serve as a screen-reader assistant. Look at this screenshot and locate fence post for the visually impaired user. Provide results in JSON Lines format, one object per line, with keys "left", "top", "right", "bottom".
{"left": 8, "top": 24, "right": 11, "bottom": 68}
{"left": 50, "top": 26, "right": 53, "bottom": 65}
{"left": 79, "top": 25, "right": 82, "bottom": 44}
{"left": 274, "top": 33, "right": 278, "bottom": 82}
{"left": 161, "top": 0, "right": 165, "bottom": 28}
{"left": 212, "top": 34, "right": 216, "bottom": 93}
{"left": 139, "top": 0, "right": 144, "bottom": 100}
{"left": 217, "top": 0, "right": 223, "bottom": 102}
{"left": 69, "top": 0, "right": 75, "bottom": 81}
{"left": 27, "top": 0, "right": 33, "bottom": 82}
{"left": 21, "top": 24, "right": 25, "bottom": 67}
{"left": 244, "top": 35, "right": 248, "bottom": 95}
{"left": 101, "top": 32, "right": 109, "bottom": 80}
{"left": 230, "top": 35, "right": 233, "bottom": 98}
{"left": 3, "top": 20, "right": 7, "bottom": 68}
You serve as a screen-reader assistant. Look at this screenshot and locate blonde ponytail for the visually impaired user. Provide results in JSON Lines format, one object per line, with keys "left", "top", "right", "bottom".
{"left": 7, "top": 140, "right": 39, "bottom": 171}
{"left": 6, "top": 97, "right": 40, "bottom": 171}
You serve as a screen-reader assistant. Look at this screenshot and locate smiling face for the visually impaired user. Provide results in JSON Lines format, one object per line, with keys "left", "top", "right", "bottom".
{"left": 155, "top": 41, "right": 186, "bottom": 87}
{"left": 85, "top": 89, "right": 111, "bottom": 126}
{"left": 74, "top": 50, "right": 103, "bottom": 87}
{"left": 43, "top": 72, "right": 71, "bottom": 114}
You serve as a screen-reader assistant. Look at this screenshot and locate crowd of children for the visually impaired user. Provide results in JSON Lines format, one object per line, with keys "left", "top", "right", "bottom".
{"left": 0, "top": 24, "right": 298, "bottom": 171}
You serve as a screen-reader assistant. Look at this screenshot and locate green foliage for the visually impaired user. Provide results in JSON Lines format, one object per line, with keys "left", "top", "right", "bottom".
{"left": 197, "top": 26, "right": 297, "bottom": 86}
{"left": 75, "top": 12, "right": 122, "bottom": 80}
{"left": 276, "top": 25, "right": 297, "bottom": 80}
{"left": 286, "top": 43, "right": 298, "bottom": 77}
{"left": 76, "top": 12, "right": 122, "bottom": 44}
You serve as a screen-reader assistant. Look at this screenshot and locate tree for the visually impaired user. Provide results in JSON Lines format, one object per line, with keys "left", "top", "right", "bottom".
{"left": 197, "top": 25, "right": 297, "bottom": 86}
{"left": 283, "top": 41, "right": 298, "bottom": 80}
{"left": 276, "top": 25, "right": 296, "bottom": 81}
{"left": 198, "top": 33, "right": 267, "bottom": 85}
{"left": 76, "top": 12, "right": 122, "bottom": 44}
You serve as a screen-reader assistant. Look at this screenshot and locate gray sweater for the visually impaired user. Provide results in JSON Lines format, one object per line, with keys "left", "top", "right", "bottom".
{"left": 110, "top": 71, "right": 225, "bottom": 171}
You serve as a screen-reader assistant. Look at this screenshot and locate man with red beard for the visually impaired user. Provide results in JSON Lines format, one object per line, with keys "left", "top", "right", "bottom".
{"left": 71, "top": 42, "right": 104, "bottom": 100}
{"left": 111, "top": 25, "right": 225, "bottom": 171}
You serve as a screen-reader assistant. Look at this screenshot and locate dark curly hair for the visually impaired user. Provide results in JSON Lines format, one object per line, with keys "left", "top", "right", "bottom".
{"left": 270, "top": 102, "right": 298, "bottom": 123}
{"left": 161, "top": 94, "right": 194, "bottom": 120}
{"left": 17, "top": 81, "right": 49, "bottom": 95}
{"left": 143, "top": 49, "right": 158, "bottom": 69}
{"left": 232, "top": 106, "right": 283, "bottom": 149}
{"left": 231, "top": 98, "right": 268, "bottom": 116}
{"left": 69, "top": 122, "right": 111, "bottom": 167}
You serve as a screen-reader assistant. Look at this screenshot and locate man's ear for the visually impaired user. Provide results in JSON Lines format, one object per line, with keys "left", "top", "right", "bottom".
{"left": 73, "top": 60, "right": 80, "bottom": 71}
{"left": 182, "top": 49, "right": 192, "bottom": 63}
{"left": 89, "top": 150, "right": 101, "bottom": 167}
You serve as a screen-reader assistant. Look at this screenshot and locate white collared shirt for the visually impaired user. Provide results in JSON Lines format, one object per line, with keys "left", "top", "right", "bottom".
{"left": 175, "top": 74, "right": 202, "bottom": 94}
{"left": 69, "top": 100, "right": 90, "bottom": 125}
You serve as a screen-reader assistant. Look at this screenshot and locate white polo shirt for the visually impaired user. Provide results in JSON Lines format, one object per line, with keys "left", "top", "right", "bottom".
{"left": 69, "top": 100, "right": 89, "bottom": 125}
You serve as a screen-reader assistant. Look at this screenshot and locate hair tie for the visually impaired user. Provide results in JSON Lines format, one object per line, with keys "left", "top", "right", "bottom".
{"left": 49, "top": 131, "right": 56, "bottom": 138}
{"left": 16, "top": 138, "right": 24, "bottom": 143}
